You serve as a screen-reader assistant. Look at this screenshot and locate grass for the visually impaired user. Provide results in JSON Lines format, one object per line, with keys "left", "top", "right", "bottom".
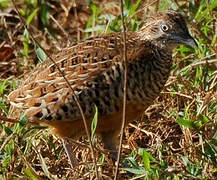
{"left": 0, "top": 0, "right": 216, "bottom": 179}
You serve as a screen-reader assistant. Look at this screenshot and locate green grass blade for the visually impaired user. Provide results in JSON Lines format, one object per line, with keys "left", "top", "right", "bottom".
{"left": 91, "top": 105, "right": 98, "bottom": 141}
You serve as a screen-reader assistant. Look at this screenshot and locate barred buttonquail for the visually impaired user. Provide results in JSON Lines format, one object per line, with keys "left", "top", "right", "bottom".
{"left": 8, "top": 10, "right": 197, "bottom": 168}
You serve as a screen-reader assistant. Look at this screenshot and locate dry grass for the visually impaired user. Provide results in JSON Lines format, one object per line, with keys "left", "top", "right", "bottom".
{"left": 0, "top": 0, "right": 216, "bottom": 179}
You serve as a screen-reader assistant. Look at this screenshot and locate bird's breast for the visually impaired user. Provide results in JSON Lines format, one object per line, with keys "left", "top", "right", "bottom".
{"left": 126, "top": 53, "right": 172, "bottom": 107}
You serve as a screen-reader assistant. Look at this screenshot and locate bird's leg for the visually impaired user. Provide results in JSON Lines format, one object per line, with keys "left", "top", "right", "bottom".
{"left": 100, "top": 131, "right": 120, "bottom": 162}
{"left": 62, "top": 138, "right": 78, "bottom": 169}
{"left": 101, "top": 130, "right": 133, "bottom": 176}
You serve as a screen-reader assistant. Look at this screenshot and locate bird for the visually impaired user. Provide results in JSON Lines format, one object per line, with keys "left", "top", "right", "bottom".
{"left": 7, "top": 10, "right": 197, "bottom": 169}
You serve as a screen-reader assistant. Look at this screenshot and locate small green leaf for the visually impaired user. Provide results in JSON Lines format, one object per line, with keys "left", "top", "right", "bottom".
{"left": 173, "top": 175, "right": 180, "bottom": 180}
{"left": 213, "top": 168, "right": 217, "bottom": 177}
{"left": 126, "top": 157, "right": 140, "bottom": 169}
{"left": 27, "top": 8, "right": 39, "bottom": 26}
{"left": 90, "top": 3, "right": 97, "bottom": 15}
{"left": 123, "top": 167, "right": 146, "bottom": 175}
{"left": 160, "top": 160, "right": 168, "bottom": 169}
{"left": 0, "top": 1, "right": 8, "bottom": 8}
{"left": 199, "top": 114, "right": 210, "bottom": 123}
{"left": 138, "top": 148, "right": 155, "bottom": 161}
{"left": 2, "top": 156, "right": 10, "bottom": 168}
{"left": 4, "top": 144, "right": 10, "bottom": 155}
{"left": 99, "top": 154, "right": 105, "bottom": 164}
{"left": 3, "top": 126, "right": 13, "bottom": 135}
{"left": 86, "top": 0, "right": 92, "bottom": 5}
{"left": 84, "top": 25, "right": 106, "bottom": 32}
{"left": 124, "top": 0, "right": 131, "bottom": 9}
{"left": 91, "top": 106, "right": 98, "bottom": 141}
{"left": 23, "top": 29, "right": 29, "bottom": 58}
{"left": 181, "top": 156, "right": 190, "bottom": 167}
{"left": 23, "top": 168, "right": 39, "bottom": 180}
{"left": 210, "top": 0, "right": 217, "bottom": 9}
{"left": 19, "top": 112, "right": 27, "bottom": 126}
{"left": 35, "top": 45, "right": 47, "bottom": 62}
{"left": 23, "top": 29, "right": 29, "bottom": 43}
{"left": 142, "top": 151, "right": 150, "bottom": 170}
{"left": 138, "top": 148, "right": 154, "bottom": 171}
{"left": 176, "top": 118, "right": 196, "bottom": 129}
{"left": 18, "top": 8, "right": 26, "bottom": 16}
{"left": 129, "top": 0, "right": 142, "bottom": 15}
{"left": 205, "top": 143, "right": 217, "bottom": 165}
{"left": 13, "top": 123, "right": 22, "bottom": 133}
{"left": 0, "top": 80, "right": 8, "bottom": 95}
{"left": 99, "top": 14, "right": 116, "bottom": 22}
{"left": 40, "top": 2, "right": 50, "bottom": 26}
{"left": 212, "top": 131, "right": 217, "bottom": 141}
{"left": 0, "top": 101, "right": 8, "bottom": 114}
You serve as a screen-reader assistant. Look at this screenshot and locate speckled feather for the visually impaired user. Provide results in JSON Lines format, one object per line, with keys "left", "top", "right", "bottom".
{"left": 8, "top": 11, "right": 194, "bottom": 142}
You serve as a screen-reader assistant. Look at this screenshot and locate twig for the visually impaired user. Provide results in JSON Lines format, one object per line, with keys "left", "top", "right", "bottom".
{"left": 188, "top": 58, "right": 217, "bottom": 67}
{"left": 129, "top": 123, "right": 156, "bottom": 138}
{"left": 114, "top": 0, "right": 128, "bottom": 179}
{"left": 64, "top": 137, "right": 108, "bottom": 154}
{"left": 165, "top": 57, "right": 217, "bottom": 87}
{"left": 155, "top": 0, "right": 160, "bottom": 12}
{"left": 0, "top": 116, "right": 19, "bottom": 123}
{"left": 49, "top": 14, "right": 69, "bottom": 39}
{"left": 129, "top": 174, "right": 147, "bottom": 180}
{"left": 11, "top": 1, "right": 99, "bottom": 179}
{"left": 178, "top": 58, "right": 217, "bottom": 75}
{"left": 0, "top": 133, "right": 15, "bottom": 153}
{"left": 130, "top": 0, "right": 157, "bottom": 19}
{"left": 72, "top": 0, "right": 80, "bottom": 41}
{"left": 16, "top": 146, "right": 43, "bottom": 180}
{"left": 161, "top": 92, "right": 194, "bottom": 99}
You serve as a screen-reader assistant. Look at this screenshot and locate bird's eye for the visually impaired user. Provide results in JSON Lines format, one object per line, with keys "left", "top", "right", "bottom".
{"left": 161, "top": 24, "right": 169, "bottom": 32}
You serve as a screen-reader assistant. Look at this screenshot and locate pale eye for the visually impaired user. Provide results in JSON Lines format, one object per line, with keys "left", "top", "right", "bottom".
{"left": 161, "top": 24, "right": 169, "bottom": 32}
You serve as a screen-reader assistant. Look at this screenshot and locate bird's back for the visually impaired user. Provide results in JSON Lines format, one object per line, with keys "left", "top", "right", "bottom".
{"left": 8, "top": 30, "right": 172, "bottom": 138}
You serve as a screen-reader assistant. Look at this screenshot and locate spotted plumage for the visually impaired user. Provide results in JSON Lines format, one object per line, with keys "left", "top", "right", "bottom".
{"left": 8, "top": 10, "right": 197, "bottom": 167}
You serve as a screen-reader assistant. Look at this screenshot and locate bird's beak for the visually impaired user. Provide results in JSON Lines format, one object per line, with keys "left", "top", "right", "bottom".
{"left": 183, "top": 35, "right": 198, "bottom": 49}
{"left": 172, "top": 34, "right": 198, "bottom": 49}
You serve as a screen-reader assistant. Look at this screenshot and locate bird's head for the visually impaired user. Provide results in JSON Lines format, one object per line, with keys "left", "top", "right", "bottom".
{"left": 138, "top": 11, "right": 197, "bottom": 51}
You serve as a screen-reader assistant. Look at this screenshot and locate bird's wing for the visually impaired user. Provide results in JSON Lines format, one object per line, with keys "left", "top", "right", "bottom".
{"left": 8, "top": 32, "right": 151, "bottom": 123}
